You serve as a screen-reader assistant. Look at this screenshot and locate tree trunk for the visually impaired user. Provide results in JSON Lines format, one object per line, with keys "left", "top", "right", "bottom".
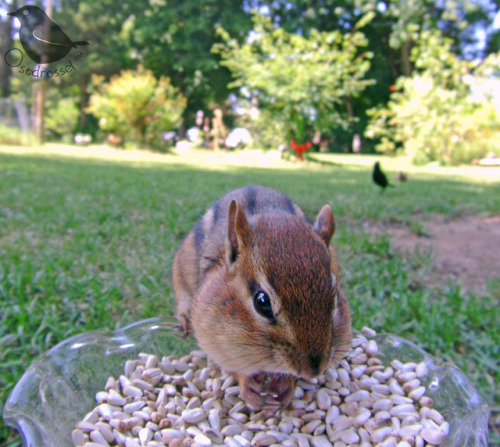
{"left": 400, "top": 40, "right": 413, "bottom": 77}
{"left": 386, "top": 45, "right": 400, "bottom": 79}
{"left": 344, "top": 97, "right": 355, "bottom": 153}
{"left": 79, "top": 75, "right": 90, "bottom": 130}
{"left": 0, "top": 0, "right": 18, "bottom": 97}
{"left": 35, "top": 82, "right": 46, "bottom": 143}
{"left": 34, "top": 0, "right": 53, "bottom": 143}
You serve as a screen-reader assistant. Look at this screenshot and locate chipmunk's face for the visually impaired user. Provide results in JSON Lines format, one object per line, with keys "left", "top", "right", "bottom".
{"left": 246, "top": 215, "right": 341, "bottom": 379}
{"left": 191, "top": 201, "right": 351, "bottom": 379}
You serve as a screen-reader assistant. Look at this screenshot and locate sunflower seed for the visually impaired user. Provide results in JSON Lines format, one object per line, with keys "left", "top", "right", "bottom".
{"left": 361, "top": 327, "right": 377, "bottom": 338}
{"left": 340, "top": 427, "right": 359, "bottom": 444}
{"left": 71, "top": 429, "right": 88, "bottom": 446}
{"left": 408, "top": 386, "right": 426, "bottom": 401}
{"left": 421, "top": 427, "right": 446, "bottom": 445}
{"left": 123, "top": 385, "right": 143, "bottom": 398}
{"left": 89, "top": 429, "right": 109, "bottom": 445}
{"left": 373, "top": 398, "right": 393, "bottom": 412}
{"left": 379, "top": 436, "right": 398, "bottom": 447}
{"left": 316, "top": 389, "right": 331, "bottom": 410}
{"left": 365, "top": 340, "right": 379, "bottom": 356}
{"left": 181, "top": 408, "right": 207, "bottom": 424}
{"left": 301, "top": 420, "right": 322, "bottom": 434}
{"left": 252, "top": 432, "right": 277, "bottom": 446}
{"left": 95, "top": 422, "right": 114, "bottom": 443}
{"left": 345, "top": 389, "right": 369, "bottom": 403}
{"left": 371, "top": 426, "right": 393, "bottom": 443}
{"left": 415, "top": 362, "right": 428, "bottom": 378}
{"left": 173, "top": 360, "right": 189, "bottom": 373}
{"left": 143, "top": 368, "right": 163, "bottom": 386}
{"left": 428, "top": 408, "right": 445, "bottom": 425}
{"left": 310, "top": 436, "right": 331, "bottom": 447}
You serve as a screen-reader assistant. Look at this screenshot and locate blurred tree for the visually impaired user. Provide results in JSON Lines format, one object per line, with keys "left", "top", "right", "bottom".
{"left": 248, "top": 0, "right": 498, "bottom": 151}
{"left": 215, "top": 11, "right": 374, "bottom": 145}
{"left": 127, "top": 0, "right": 252, "bottom": 128}
{"left": 365, "top": 30, "right": 500, "bottom": 164}
{"left": 48, "top": 0, "right": 136, "bottom": 131}
{"left": 252, "top": 0, "right": 497, "bottom": 72}
{"left": 5, "top": 0, "right": 250, "bottom": 136}
{"left": 4, "top": 0, "right": 496, "bottom": 147}
{"left": 487, "top": 28, "right": 500, "bottom": 54}
{"left": 0, "top": 0, "right": 19, "bottom": 97}
{"left": 6, "top": 0, "right": 137, "bottom": 135}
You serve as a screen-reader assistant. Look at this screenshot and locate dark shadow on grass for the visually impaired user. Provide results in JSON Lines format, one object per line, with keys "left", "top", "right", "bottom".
{"left": 305, "top": 153, "right": 342, "bottom": 167}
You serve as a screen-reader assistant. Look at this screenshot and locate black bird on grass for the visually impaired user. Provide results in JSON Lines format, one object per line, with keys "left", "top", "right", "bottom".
{"left": 8, "top": 6, "right": 89, "bottom": 64}
{"left": 372, "top": 161, "right": 393, "bottom": 193}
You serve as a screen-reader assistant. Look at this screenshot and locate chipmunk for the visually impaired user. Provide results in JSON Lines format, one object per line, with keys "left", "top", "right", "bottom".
{"left": 173, "top": 185, "right": 352, "bottom": 411}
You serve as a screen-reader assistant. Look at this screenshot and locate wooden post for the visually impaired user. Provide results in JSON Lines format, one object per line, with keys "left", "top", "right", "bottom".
{"left": 211, "top": 108, "right": 225, "bottom": 152}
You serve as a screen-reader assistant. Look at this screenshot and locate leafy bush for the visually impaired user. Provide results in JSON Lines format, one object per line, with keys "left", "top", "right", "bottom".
{"left": 366, "top": 31, "right": 500, "bottom": 164}
{"left": 0, "top": 124, "right": 30, "bottom": 145}
{"left": 88, "top": 67, "right": 186, "bottom": 149}
{"left": 236, "top": 108, "right": 287, "bottom": 150}
{"left": 215, "top": 12, "right": 374, "bottom": 144}
{"left": 45, "top": 97, "right": 80, "bottom": 142}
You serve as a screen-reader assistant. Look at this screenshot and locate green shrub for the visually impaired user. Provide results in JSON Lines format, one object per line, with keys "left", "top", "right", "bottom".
{"left": 246, "top": 109, "right": 288, "bottom": 150}
{"left": 366, "top": 31, "right": 500, "bottom": 165}
{"left": 45, "top": 97, "right": 80, "bottom": 142}
{"left": 0, "top": 124, "right": 30, "bottom": 145}
{"left": 88, "top": 67, "right": 186, "bottom": 149}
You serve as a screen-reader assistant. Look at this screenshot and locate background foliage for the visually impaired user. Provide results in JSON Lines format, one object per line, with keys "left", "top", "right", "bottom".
{"left": 87, "top": 67, "right": 186, "bottom": 149}
{"left": 2, "top": 0, "right": 499, "bottom": 160}
{"left": 45, "top": 96, "right": 80, "bottom": 142}
{"left": 366, "top": 31, "right": 500, "bottom": 164}
{"left": 215, "top": 12, "right": 374, "bottom": 143}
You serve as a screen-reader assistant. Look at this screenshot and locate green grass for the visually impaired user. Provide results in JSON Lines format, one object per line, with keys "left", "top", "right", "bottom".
{"left": 0, "top": 145, "right": 499, "bottom": 446}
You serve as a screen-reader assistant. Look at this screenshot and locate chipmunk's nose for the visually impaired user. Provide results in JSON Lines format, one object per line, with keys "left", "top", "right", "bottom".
{"left": 294, "top": 343, "right": 329, "bottom": 379}
{"left": 297, "top": 355, "right": 323, "bottom": 381}
{"left": 309, "top": 354, "right": 322, "bottom": 377}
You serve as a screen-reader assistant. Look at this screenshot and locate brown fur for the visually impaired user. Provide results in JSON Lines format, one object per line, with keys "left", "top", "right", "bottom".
{"left": 173, "top": 185, "right": 352, "bottom": 410}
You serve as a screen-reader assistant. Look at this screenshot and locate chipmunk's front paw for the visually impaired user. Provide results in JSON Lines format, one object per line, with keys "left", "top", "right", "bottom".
{"left": 237, "top": 373, "right": 295, "bottom": 413}
{"left": 178, "top": 312, "right": 192, "bottom": 337}
{"left": 237, "top": 373, "right": 266, "bottom": 412}
{"left": 268, "top": 373, "right": 295, "bottom": 408}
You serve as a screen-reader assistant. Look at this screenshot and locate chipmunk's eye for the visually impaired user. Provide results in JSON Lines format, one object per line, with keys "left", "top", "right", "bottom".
{"left": 253, "top": 291, "right": 275, "bottom": 322}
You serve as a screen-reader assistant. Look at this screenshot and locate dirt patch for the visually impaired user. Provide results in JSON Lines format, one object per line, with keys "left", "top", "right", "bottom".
{"left": 365, "top": 214, "right": 500, "bottom": 293}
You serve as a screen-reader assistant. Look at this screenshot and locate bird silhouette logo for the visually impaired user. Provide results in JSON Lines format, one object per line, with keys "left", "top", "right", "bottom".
{"left": 8, "top": 5, "right": 89, "bottom": 64}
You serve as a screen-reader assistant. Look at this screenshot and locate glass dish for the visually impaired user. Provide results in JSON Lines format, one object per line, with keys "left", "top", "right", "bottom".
{"left": 3, "top": 319, "right": 490, "bottom": 447}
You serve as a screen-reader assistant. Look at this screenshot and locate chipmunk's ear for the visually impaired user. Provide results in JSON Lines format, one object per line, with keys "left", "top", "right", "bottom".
{"left": 313, "top": 204, "right": 335, "bottom": 246}
{"left": 226, "top": 200, "right": 251, "bottom": 265}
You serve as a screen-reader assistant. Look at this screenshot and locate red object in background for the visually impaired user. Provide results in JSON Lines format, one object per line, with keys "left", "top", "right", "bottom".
{"left": 290, "top": 140, "right": 312, "bottom": 161}
{"left": 389, "top": 85, "right": 396, "bottom": 92}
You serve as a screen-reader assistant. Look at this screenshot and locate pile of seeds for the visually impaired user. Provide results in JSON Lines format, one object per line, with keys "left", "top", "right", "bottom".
{"left": 72, "top": 327, "right": 449, "bottom": 447}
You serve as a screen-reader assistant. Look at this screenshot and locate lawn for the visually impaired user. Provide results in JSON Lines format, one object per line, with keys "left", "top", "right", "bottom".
{"left": 0, "top": 144, "right": 499, "bottom": 446}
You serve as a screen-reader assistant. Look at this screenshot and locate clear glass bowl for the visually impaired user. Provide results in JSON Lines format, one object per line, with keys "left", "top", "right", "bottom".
{"left": 2, "top": 319, "right": 490, "bottom": 447}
